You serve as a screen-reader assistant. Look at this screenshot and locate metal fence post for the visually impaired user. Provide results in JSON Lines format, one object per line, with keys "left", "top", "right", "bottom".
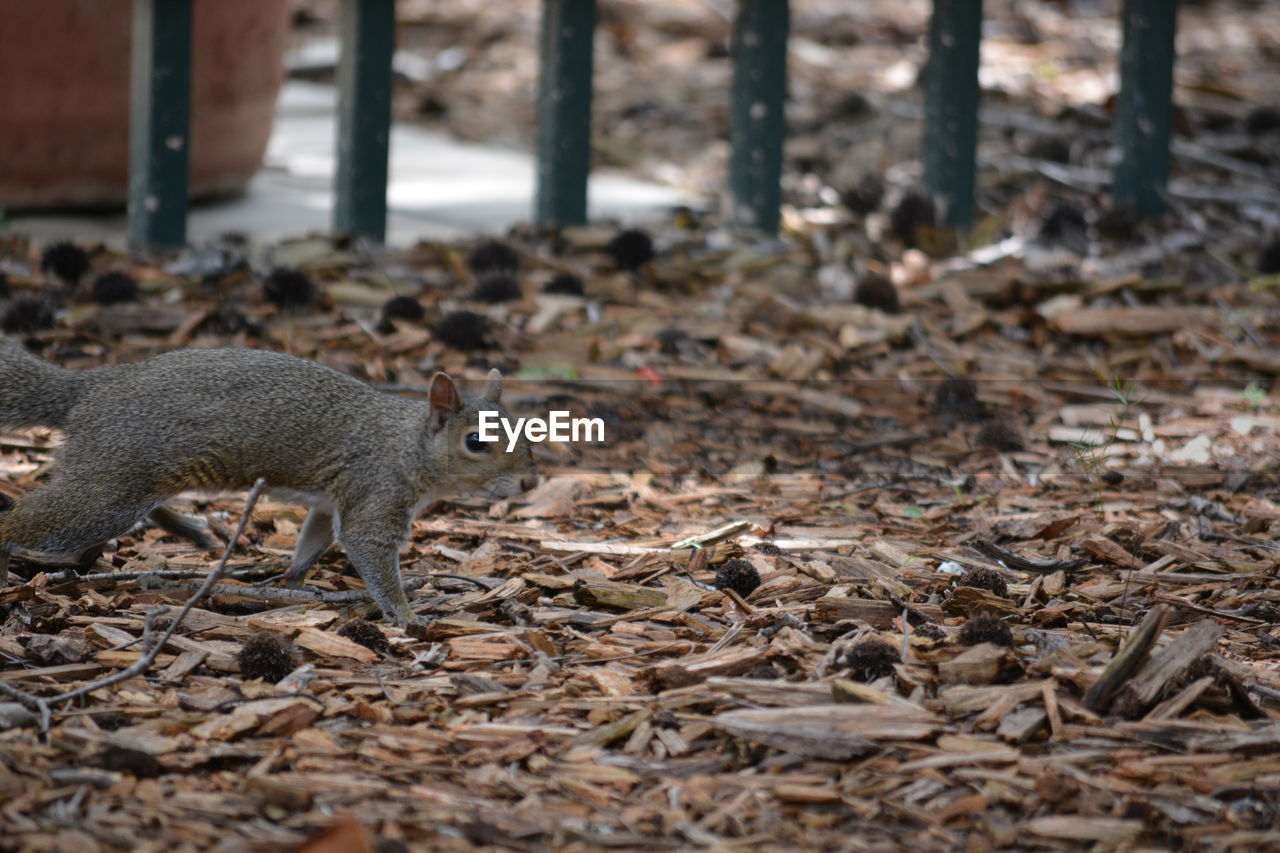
{"left": 333, "top": 0, "right": 395, "bottom": 242}
{"left": 1113, "top": 0, "right": 1179, "bottom": 218}
{"left": 728, "top": 0, "right": 790, "bottom": 236}
{"left": 127, "top": 0, "right": 193, "bottom": 253}
{"left": 923, "top": 0, "right": 983, "bottom": 228}
{"left": 535, "top": 0, "right": 597, "bottom": 227}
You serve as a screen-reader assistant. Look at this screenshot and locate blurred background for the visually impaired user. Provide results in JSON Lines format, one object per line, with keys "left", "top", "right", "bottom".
{"left": 284, "top": 0, "right": 1280, "bottom": 218}
{"left": 2, "top": 0, "right": 1278, "bottom": 246}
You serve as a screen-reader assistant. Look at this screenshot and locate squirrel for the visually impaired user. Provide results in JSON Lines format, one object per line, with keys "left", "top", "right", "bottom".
{"left": 0, "top": 338, "right": 538, "bottom": 625}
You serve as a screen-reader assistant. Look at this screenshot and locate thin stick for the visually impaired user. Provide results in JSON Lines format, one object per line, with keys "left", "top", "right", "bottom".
{"left": 160, "top": 576, "right": 431, "bottom": 604}
{"left": 10, "top": 566, "right": 274, "bottom": 586}
{"left": 161, "top": 572, "right": 488, "bottom": 604}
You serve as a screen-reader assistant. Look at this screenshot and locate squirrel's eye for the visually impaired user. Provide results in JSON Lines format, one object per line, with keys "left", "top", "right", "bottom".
{"left": 465, "top": 432, "right": 490, "bottom": 454}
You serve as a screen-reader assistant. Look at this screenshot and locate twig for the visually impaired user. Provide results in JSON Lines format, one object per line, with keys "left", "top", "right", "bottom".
{"left": 0, "top": 479, "right": 267, "bottom": 730}
{"left": 163, "top": 572, "right": 489, "bottom": 604}
{"left": 971, "top": 539, "right": 1086, "bottom": 574}
{"left": 159, "top": 576, "right": 430, "bottom": 604}
{"left": 418, "top": 572, "right": 497, "bottom": 592}
{"left": 1198, "top": 528, "right": 1280, "bottom": 552}
{"left": 1247, "top": 684, "right": 1280, "bottom": 705}
{"left": 40, "top": 566, "right": 272, "bottom": 585}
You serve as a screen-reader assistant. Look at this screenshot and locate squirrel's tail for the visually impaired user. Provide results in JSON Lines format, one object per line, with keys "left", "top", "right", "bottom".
{"left": 0, "top": 338, "right": 89, "bottom": 427}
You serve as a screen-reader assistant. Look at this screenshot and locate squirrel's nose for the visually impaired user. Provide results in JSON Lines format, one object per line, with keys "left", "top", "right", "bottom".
{"left": 520, "top": 475, "right": 539, "bottom": 493}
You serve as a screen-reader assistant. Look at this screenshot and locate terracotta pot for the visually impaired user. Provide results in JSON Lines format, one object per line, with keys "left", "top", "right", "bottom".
{"left": 0, "top": 0, "right": 289, "bottom": 209}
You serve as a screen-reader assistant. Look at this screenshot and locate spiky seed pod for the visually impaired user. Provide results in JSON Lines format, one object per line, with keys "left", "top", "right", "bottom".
{"left": 889, "top": 193, "right": 935, "bottom": 246}
{"left": 472, "top": 272, "right": 522, "bottom": 303}
{"left": 958, "top": 613, "right": 1014, "bottom": 647}
{"left": 336, "top": 619, "right": 391, "bottom": 655}
{"left": 957, "top": 566, "right": 1009, "bottom": 598}
{"left": 714, "top": 558, "right": 761, "bottom": 597}
{"left": 1, "top": 298, "right": 55, "bottom": 334}
{"left": 606, "top": 229, "right": 655, "bottom": 271}
{"left": 975, "top": 419, "right": 1027, "bottom": 452}
{"left": 262, "top": 267, "right": 316, "bottom": 309}
{"left": 434, "top": 310, "right": 490, "bottom": 350}
{"left": 838, "top": 174, "right": 884, "bottom": 215}
{"left": 853, "top": 274, "right": 901, "bottom": 314}
{"left": 40, "top": 241, "right": 91, "bottom": 285}
{"left": 381, "top": 295, "right": 425, "bottom": 322}
{"left": 467, "top": 240, "right": 521, "bottom": 276}
{"left": 90, "top": 271, "right": 140, "bottom": 305}
{"left": 840, "top": 638, "right": 899, "bottom": 682}
{"left": 933, "top": 376, "right": 982, "bottom": 422}
{"left": 236, "top": 632, "right": 301, "bottom": 682}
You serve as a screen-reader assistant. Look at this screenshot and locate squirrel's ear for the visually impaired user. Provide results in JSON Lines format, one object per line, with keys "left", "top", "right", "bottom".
{"left": 427, "top": 372, "right": 462, "bottom": 431}
{"left": 480, "top": 368, "right": 502, "bottom": 402}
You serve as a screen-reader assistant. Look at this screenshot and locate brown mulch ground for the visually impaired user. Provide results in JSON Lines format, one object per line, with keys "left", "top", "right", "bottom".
{"left": 3, "top": 1, "right": 1280, "bottom": 851}
{"left": 1, "top": 215, "right": 1278, "bottom": 850}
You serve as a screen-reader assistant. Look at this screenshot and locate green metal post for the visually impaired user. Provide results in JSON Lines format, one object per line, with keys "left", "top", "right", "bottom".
{"left": 728, "top": 0, "right": 789, "bottom": 236}
{"left": 923, "top": 0, "right": 983, "bottom": 228}
{"left": 535, "top": 0, "right": 596, "bottom": 227}
{"left": 128, "top": 0, "right": 193, "bottom": 253}
{"left": 334, "top": 0, "right": 395, "bottom": 242}
{"left": 1113, "top": 0, "right": 1178, "bottom": 218}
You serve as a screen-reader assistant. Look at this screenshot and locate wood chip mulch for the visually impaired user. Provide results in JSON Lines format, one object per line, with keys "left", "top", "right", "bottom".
{"left": 1, "top": 211, "right": 1278, "bottom": 851}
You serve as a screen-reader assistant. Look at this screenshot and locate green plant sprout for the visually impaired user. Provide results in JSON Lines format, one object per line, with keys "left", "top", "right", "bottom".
{"left": 1243, "top": 382, "right": 1267, "bottom": 411}
{"left": 1070, "top": 366, "right": 1143, "bottom": 510}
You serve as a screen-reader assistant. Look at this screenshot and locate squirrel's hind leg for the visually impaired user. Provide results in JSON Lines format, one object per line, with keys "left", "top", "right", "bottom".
{"left": 281, "top": 506, "right": 336, "bottom": 587}
{"left": 149, "top": 505, "right": 219, "bottom": 549}
{"left": 0, "top": 478, "right": 162, "bottom": 561}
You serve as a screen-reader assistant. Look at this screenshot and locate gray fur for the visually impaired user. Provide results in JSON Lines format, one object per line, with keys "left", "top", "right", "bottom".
{"left": 0, "top": 343, "right": 537, "bottom": 625}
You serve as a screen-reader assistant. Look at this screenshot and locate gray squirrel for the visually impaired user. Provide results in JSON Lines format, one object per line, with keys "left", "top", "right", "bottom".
{"left": 0, "top": 338, "right": 537, "bottom": 625}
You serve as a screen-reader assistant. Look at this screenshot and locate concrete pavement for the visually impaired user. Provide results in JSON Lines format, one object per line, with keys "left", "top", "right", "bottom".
{"left": 8, "top": 81, "right": 689, "bottom": 247}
